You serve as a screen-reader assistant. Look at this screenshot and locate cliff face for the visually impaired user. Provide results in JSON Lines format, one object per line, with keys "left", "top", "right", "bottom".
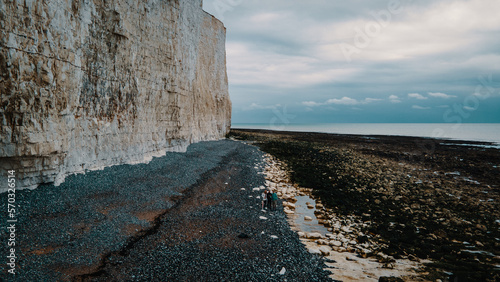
{"left": 0, "top": 0, "right": 231, "bottom": 191}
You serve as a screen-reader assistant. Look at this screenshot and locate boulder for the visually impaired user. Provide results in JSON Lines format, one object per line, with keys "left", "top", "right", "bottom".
{"left": 319, "top": 246, "right": 332, "bottom": 256}
{"left": 341, "top": 226, "right": 353, "bottom": 233}
{"left": 306, "top": 232, "right": 323, "bottom": 239}
{"left": 317, "top": 239, "right": 329, "bottom": 245}
{"left": 309, "top": 248, "right": 321, "bottom": 255}
{"left": 329, "top": 240, "right": 342, "bottom": 247}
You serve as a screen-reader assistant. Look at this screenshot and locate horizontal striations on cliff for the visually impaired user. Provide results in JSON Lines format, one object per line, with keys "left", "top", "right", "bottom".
{"left": 0, "top": 0, "right": 231, "bottom": 191}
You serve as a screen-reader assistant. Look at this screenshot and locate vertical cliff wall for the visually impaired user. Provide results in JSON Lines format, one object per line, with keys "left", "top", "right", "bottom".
{"left": 0, "top": 0, "right": 231, "bottom": 191}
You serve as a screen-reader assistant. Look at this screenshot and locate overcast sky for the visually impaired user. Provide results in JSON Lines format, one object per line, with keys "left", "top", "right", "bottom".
{"left": 203, "top": 0, "right": 500, "bottom": 124}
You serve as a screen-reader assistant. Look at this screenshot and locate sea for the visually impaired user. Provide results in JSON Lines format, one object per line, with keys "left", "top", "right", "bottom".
{"left": 232, "top": 123, "right": 500, "bottom": 147}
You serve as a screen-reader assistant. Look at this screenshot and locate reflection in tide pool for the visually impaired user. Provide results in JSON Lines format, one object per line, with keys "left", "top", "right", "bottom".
{"left": 290, "top": 195, "right": 330, "bottom": 235}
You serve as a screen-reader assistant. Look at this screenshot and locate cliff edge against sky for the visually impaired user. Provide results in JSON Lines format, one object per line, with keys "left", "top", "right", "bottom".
{"left": 0, "top": 0, "right": 231, "bottom": 191}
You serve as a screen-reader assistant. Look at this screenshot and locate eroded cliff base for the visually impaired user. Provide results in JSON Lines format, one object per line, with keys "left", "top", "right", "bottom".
{"left": 0, "top": 0, "right": 231, "bottom": 191}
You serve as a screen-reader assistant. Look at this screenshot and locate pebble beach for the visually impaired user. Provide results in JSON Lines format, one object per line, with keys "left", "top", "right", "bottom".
{"left": 0, "top": 140, "right": 331, "bottom": 281}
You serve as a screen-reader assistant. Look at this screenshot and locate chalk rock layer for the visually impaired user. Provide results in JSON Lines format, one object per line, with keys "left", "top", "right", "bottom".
{"left": 0, "top": 0, "right": 231, "bottom": 191}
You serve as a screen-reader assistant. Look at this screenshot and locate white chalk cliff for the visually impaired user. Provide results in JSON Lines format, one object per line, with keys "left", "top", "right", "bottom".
{"left": 0, "top": 0, "right": 231, "bottom": 191}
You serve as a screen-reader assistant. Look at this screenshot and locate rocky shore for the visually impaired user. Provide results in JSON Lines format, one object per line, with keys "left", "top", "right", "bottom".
{"left": 0, "top": 140, "right": 331, "bottom": 281}
{"left": 260, "top": 153, "right": 427, "bottom": 281}
{"left": 230, "top": 129, "right": 500, "bottom": 282}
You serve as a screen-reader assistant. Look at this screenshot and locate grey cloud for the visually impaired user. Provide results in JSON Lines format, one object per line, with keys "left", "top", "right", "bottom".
{"left": 204, "top": 0, "right": 500, "bottom": 123}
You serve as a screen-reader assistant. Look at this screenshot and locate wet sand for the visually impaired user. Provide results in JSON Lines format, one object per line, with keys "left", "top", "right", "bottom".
{"left": 231, "top": 128, "right": 500, "bottom": 282}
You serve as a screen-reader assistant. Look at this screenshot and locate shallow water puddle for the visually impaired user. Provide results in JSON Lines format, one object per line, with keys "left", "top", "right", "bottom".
{"left": 290, "top": 195, "right": 330, "bottom": 234}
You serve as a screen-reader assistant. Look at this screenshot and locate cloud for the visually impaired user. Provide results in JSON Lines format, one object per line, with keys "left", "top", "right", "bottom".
{"left": 203, "top": 0, "right": 500, "bottom": 123}
{"left": 389, "top": 95, "right": 402, "bottom": 103}
{"left": 249, "top": 12, "right": 288, "bottom": 24}
{"left": 408, "top": 93, "right": 428, "bottom": 100}
{"left": 243, "top": 103, "right": 280, "bottom": 111}
{"left": 302, "top": 101, "right": 322, "bottom": 107}
{"left": 428, "top": 92, "right": 457, "bottom": 99}
{"left": 326, "top": 97, "right": 359, "bottom": 105}
{"left": 364, "top": 98, "right": 383, "bottom": 103}
{"left": 226, "top": 42, "right": 358, "bottom": 88}
{"left": 302, "top": 96, "right": 381, "bottom": 107}
{"left": 320, "top": 0, "right": 500, "bottom": 62}
{"left": 412, "top": 105, "right": 431, "bottom": 110}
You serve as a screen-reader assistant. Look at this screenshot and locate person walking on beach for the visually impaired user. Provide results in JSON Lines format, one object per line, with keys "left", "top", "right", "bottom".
{"left": 271, "top": 191, "right": 278, "bottom": 211}
{"left": 261, "top": 190, "right": 268, "bottom": 210}
{"left": 266, "top": 190, "right": 272, "bottom": 210}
